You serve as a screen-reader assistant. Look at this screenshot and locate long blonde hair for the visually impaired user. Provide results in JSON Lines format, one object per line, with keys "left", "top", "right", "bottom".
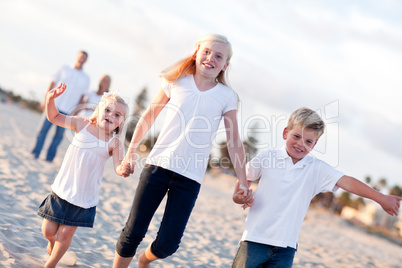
{"left": 89, "top": 92, "right": 129, "bottom": 135}
{"left": 160, "top": 34, "right": 233, "bottom": 86}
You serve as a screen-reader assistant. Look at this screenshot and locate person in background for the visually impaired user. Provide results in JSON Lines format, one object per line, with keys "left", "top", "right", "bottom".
{"left": 232, "top": 107, "right": 402, "bottom": 268}
{"left": 31, "top": 51, "right": 90, "bottom": 162}
{"left": 73, "top": 74, "right": 111, "bottom": 117}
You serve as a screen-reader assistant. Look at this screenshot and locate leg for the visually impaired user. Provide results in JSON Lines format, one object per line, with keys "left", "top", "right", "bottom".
{"left": 46, "top": 125, "right": 65, "bottom": 161}
{"left": 149, "top": 173, "right": 200, "bottom": 259}
{"left": 32, "top": 115, "right": 53, "bottom": 159}
{"left": 45, "top": 224, "right": 77, "bottom": 268}
{"left": 138, "top": 244, "right": 159, "bottom": 268}
{"left": 41, "top": 219, "right": 60, "bottom": 255}
{"left": 114, "top": 166, "right": 170, "bottom": 268}
{"left": 113, "top": 251, "right": 134, "bottom": 268}
{"left": 267, "top": 246, "right": 296, "bottom": 268}
{"left": 232, "top": 241, "right": 271, "bottom": 268}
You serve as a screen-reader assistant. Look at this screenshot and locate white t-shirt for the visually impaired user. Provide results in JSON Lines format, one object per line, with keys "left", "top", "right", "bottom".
{"left": 53, "top": 65, "right": 90, "bottom": 114}
{"left": 79, "top": 91, "right": 102, "bottom": 117}
{"left": 146, "top": 75, "right": 238, "bottom": 184}
{"left": 241, "top": 147, "right": 344, "bottom": 249}
{"left": 51, "top": 123, "right": 116, "bottom": 208}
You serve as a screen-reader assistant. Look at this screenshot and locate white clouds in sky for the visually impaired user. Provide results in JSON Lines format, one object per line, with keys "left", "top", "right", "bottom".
{"left": 1, "top": 0, "right": 401, "bottom": 185}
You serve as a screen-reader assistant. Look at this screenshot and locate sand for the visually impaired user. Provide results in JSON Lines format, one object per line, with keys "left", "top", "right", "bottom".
{"left": 0, "top": 102, "right": 401, "bottom": 268}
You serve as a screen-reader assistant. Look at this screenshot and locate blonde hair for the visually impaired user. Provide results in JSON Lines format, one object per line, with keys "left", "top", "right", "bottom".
{"left": 89, "top": 91, "right": 129, "bottom": 135}
{"left": 288, "top": 107, "right": 325, "bottom": 137}
{"left": 160, "top": 34, "right": 233, "bottom": 86}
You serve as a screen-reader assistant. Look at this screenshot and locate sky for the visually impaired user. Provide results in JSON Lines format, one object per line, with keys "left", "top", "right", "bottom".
{"left": 1, "top": 0, "right": 401, "bottom": 188}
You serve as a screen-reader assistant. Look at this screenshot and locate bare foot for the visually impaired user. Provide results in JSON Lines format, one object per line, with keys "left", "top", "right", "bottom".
{"left": 46, "top": 241, "right": 55, "bottom": 255}
{"left": 138, "top": 250, "right": 151, "bottom": 268}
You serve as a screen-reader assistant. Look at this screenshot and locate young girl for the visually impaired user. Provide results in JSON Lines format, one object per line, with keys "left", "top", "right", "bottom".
{"left": 113, "top": 34, "right": 250, "bottom": 268}
{"left": 37, "top": 83, "right": 130, "bottom": 268}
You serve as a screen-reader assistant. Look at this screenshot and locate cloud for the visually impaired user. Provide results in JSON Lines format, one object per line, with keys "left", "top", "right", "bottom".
{"left": 363, "top": 111, "right": 402, "bottom": 160}
{"left": 1, "top": 0, "right": 401, "bottom": 185}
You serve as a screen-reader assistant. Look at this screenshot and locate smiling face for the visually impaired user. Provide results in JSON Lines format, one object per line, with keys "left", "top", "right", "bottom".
{"left": 194, "top": 40, "right": 229, "bottom": 80}
{"left": 97, "top": 99, "right": 126, "bottom": 134}
{"left": 283, "top": 124, "right": 319, "bottom": 164}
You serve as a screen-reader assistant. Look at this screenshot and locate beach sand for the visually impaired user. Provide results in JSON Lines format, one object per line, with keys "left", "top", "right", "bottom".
{"left": 0, "top": 102, "right": 401, "bottom": 268}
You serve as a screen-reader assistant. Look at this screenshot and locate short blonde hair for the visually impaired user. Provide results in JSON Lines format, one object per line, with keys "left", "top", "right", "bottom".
{"left": 160, "top": 34, "right": 233, "bottom": 86}
{"left": 89, "top": 92, "right": 129, "bottom": 135}
{"left": 288, "top": 107, "right": 325, "bottom": 137}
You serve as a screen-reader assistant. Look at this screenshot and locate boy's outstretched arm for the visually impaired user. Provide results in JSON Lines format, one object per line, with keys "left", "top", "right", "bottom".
{"left": 336, "top": 175, "right": 402, "bottom": 216}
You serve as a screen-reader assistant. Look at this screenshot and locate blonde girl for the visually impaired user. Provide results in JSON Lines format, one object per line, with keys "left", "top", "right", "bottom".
{"left": 113, "top": 34, "right": 249, "bottom": 268}
{"left": 37, "top": 83, "right": 130, "bottom": 268}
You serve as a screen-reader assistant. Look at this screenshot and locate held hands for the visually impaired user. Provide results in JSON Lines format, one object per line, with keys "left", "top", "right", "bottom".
{"left": 239, "top": 184, "right": 249, "bottom": 195}
{"left": 117, "top": 160, "right": 131, "bottom": 178}
{"left": 233, "top": 187, "right": 254, "bottom": 210}
{"left": 379, "top": 194, "right": 402, "bottom": 216}
{"left": 125, "top": 151, "right": 137, "bottom": 175}
{"left": 117, "top": 151, "right": 136, "bottom": 178}
{"left": 48, "top": 83, "right": 67, "bottom": 100}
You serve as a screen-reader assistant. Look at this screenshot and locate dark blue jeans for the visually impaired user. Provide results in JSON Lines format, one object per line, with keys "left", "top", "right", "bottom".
{"left": 31, "top": 112, "right": 66, "bottom": 161}
{"left": 116, "top": 165, "right": 201, "bottom": 259}
{"left": 232, "top": 241, "right": 296, "bottom": 268}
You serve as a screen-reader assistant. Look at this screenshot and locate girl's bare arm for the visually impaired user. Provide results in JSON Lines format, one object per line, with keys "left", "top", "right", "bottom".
{"left": 125, "top": 88, "right": 170, "bottom": 172}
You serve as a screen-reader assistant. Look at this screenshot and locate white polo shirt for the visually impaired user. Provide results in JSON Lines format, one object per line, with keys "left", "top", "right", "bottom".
{"left": 146, "top": 75, "right": 238, "bottom": 184}
{"left": 241, "top": 147, "right": 344, "bottom": 249}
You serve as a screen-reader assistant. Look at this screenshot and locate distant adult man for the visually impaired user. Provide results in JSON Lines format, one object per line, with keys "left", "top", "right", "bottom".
{"left": 31, "top": 51, "right": 90, "bottom": 162}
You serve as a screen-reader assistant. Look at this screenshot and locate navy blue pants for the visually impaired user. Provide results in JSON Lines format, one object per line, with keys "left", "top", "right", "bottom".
{"left": 31, "top": 112, "right": 66, "bottom": 161}
{"left": 116, "top": 165, "right": 201, "bottom": 258}
{"left": 232, "top": 241, "right": 296, "bottom": 268}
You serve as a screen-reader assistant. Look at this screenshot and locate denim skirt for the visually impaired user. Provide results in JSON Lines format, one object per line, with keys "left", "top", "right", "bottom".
{"left": 37, "top": 192, "right": 96, "bottom": 227}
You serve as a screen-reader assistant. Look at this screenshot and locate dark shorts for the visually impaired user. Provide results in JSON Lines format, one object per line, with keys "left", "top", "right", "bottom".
{"left": 37, "top": 192, "right": 96, "bottom": 228}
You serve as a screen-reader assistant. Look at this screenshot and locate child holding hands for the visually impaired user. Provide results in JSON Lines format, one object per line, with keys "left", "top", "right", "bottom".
{"left": 232, "top": 107, "right": 401, "bottom": 268}
{"left": 37, "top": 83, "right": 130, "bottom": 268}
{"left": 114, "top": 34, "right": 249, "bottom": 268}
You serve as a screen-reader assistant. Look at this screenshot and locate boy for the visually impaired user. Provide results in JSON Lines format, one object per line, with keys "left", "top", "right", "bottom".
{"left": 232, "top": 107, "right": 401, "bottom": 268}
